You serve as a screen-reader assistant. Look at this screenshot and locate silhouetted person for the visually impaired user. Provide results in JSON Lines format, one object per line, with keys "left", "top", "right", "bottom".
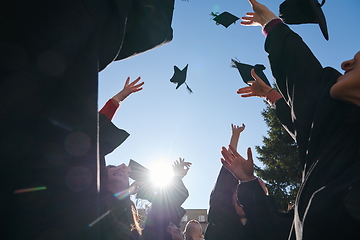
{"left": 222, "top": 1, "right": 360, "bottom": 239}
{"left": 0, "top": 1, "right": 175, "bottom": 239}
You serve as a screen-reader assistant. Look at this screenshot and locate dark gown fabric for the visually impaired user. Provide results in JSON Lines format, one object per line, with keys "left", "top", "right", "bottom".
{"left": 142, "top": 176, "right": 189, "bottom": 240}
{"left": 0, "top": 0, "right": 175, "bottom": 239}
{"left": 205, "top": 166, "right": 250, "bottom": 240}
{"left": 237, "top": 23, "right": 360, "bottom": 240}
{"left": 205, "top": 166, "right": 283, "bottom": 240}
{"left": 97, "top": 191, "right": 141, "bottom": 240}
{"left": 99, "top": 113, "right": 130, "bottom": 157}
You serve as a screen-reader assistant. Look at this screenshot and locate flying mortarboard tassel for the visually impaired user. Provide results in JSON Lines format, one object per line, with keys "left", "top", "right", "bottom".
{"left": 279, "top": 0, "right": 328, "bottom": 40}
{"left": 211, "top": 12, "right": 240, "bottom": 28}
{"left": 170, "top": 64, "right": 193, "bottom": 93}
{"left": 231, "top": 59, "right": 271, "bottom": 87}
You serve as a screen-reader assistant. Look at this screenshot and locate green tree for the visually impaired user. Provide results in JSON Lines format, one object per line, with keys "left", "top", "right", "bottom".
{"left": 254, "top": 104, "right": 302, "bottom": 212}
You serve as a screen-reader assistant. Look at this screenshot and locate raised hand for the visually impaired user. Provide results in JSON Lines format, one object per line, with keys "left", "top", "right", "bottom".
{"left": 112, "top": 76, "right": 144, "bottom": 103}
{"left": 230, "top": 123, "right": 246, "bottom": 151}
{"left": 172, "top": 158, "right": 192, "bottom": 179}
{"left": 232, "top": 123, "right": 246, "bottom": 135}
{"left": 237, "top": 69, "right": 273, "bottom": 98}
{"left": 221, "top": 145, "right": 255, "bottom": 182}
{"left": 240, "top": 0, "right": 278, "bottom": 27}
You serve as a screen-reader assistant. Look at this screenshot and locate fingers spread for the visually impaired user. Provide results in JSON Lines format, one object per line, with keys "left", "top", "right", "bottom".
{"left": 237, "top": 86, "right": 252, "bottom": 93}
{"left": 125, "top": 77, "right": 130, "bottom": 86}
{"left": 184, "top": 162, "right": 192, "bottom": 168}
{"left": 134, "top": 81, "right": 145, "bottom": 88}
{"left": 132, "top": 88, "right": 143, "bottom": 93}
{"left": 247, "top": 147, "right": 253, "bottom": 164}
{"left": 240, "top": 93, "right": 255, "bottom": 98}
{"left": 245, "top": 12, "right": 255, "bottom": 17}
{"left": 220, "top": 158, "right": 230, "bottom": 167}
{"left": 229, "top": 145, "right": 241, "bottom": 157}
{"left": 240, "top": 21, "right": 253, "bottom": 26}
{"left": 221, "top": 147, "right": 233, "bottom": 163}
{"left": 250, "top": 68, "right": 261, "bottom": 81}
{"left": 130, "top": 78, "right": 141, "bottom": 86}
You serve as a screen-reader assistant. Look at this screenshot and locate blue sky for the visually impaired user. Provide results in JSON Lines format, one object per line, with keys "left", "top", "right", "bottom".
{"left": 99, "top": 0, "right": 360, "bottom": 209}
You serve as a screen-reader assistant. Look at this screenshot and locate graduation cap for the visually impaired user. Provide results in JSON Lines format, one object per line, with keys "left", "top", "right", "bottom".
{"left": 279, "top": 0, "right": 328, "bottom": 40}
{"left": 170, "top": 64, "right": 193, "bottom": 93}
{"left": 128, "top": 159, "right": 154, "bottom": 200}
{"left": 211, "top": 12, "right": 240, "bottom": 28}
{"left": 231, "top": 59, "right": 271, "bottom": 86}
{"left": 128, "top": 159, "right": 151, "bottom": 182}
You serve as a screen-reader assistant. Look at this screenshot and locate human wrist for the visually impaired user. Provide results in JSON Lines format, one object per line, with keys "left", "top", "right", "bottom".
{"left": 265, "top": 89, "right": 282, "bottom": 106}
{"left": 109, "top": 98, "right": 120, "bottom": 106}
{"left": 265, "top": 88, "right": 275, "bottom": 96}
{"left": 112, "top": 92, "right": 126, "bottom": 103}
{"left": 262, "top": 18, "right": 283, "bottom": 36}
{"left": 262, "top": 16, "right": 279, "bottom": 28}
{"left": 173, "top": 174, "right": 183, "bottom": 180}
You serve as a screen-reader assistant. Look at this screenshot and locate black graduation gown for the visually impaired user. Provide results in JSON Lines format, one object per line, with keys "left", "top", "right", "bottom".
{"left": 97, "top": 191, "right": 141, "bottom": 240}
{"left": 142, "top": 176, "right": 189, "bottom": 240}
{"left": 237, "top": 23, "right": 360, "bottom": 240}
{"left": 0, "top": 0, "right": 175, "bottom": 239}
{"left": 205, "top": 166, "right": 254, "bottom": 240}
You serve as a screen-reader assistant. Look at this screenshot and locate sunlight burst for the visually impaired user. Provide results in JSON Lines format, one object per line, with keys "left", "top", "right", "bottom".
{"left": 149, "top": 161, "right": 174, "bottom": 187}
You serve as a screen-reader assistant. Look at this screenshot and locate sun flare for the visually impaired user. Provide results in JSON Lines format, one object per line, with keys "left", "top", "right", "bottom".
{"left": 149, "top": 161, "right": 174, "bottom": 187}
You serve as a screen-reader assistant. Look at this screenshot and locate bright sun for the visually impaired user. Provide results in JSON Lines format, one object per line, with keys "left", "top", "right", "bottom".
{"left": 149, "top": 161, "right": 174, "bottom": 187}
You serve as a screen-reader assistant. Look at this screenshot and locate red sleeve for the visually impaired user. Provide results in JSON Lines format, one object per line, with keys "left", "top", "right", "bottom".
{"left": 99, "top": 99, "right": 119, "bottom": 121}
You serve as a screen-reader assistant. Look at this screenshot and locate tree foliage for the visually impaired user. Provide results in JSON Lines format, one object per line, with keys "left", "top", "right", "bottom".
{"left": 254, "top": 104, "right": 302, "bottom": 212}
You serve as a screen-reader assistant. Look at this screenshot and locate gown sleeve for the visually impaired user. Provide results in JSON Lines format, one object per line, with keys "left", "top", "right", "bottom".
{"left": 265, "top": 23, "right": 340, "bottom": 163}
{"left": 99, "top": 99, "right": 119, "bottom": 121}
{"left": 142, "top": 176, "right": 189, "bottom": 240}
{"left": 236, "top": 179, "right": 294, "bottom": 240}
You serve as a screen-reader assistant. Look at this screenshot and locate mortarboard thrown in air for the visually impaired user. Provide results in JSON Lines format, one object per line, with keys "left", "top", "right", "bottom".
{"left": 211, "top": 12, "right": 240, "bottom": 28}
{"left": 128, "top": 159, "right": 153, "bottom": 200}
{"left": 279, "top": 0, "right": 328, "bottom": 40}
{"left": 128, "top": 159, "right": 151, "bottom": 182}
{"left": 231, "top": 59, "right": 271, "bottom": 87}
{"left": 170, "top": 64, "right": 193, "bottom": 93}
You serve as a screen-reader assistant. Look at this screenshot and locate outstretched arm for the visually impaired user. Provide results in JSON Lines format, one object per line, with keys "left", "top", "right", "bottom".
{"left": 237, "top": 69, "right": 282, "bottom": 105}
{"left": 240, "top": 0, "right": 278, "bottom": 28}
{"left": 111, "top": 76, "right": 144, "bottom": 103}
{"left": 237, "top": 69, "right": 295, "bottom": 139}
{"left": 221, "top": 146, "right": 291, "bottom": 239}
{"left": 221, "top": 145, "right": 256, "bottom": 182}
{"left": 229, "top": 123, "right": 245, "bottom": 151}
{"left": 99, "top": 76, "right": 144, "bottom": 120}
{"left": 242, "top": 0, "right": 328, "bottom": 161}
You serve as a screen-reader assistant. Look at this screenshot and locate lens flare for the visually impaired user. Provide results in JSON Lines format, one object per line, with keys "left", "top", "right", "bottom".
{"left": 88, "top": 210, "right": 110, "bottom": 227}
{"left": 149, "top": 161, "right": 174, "bottom": 187}
{"left": 114, "top": 186, "right": 134, "bottom": 200}
{"left": 14, "top": 186, "right": 47, "bottom": 194}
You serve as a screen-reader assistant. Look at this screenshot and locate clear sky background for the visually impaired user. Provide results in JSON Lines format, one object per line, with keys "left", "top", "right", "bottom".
{"left": 99, "top": 0, "right": 360, "bottom": 210}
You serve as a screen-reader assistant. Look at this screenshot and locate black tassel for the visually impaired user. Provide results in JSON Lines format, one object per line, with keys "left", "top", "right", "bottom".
{"left": 231, "top": 58, "right": 239, "bottom": 68}
{"left": 185, "top": 83, "right": 193, "bottom": 94}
